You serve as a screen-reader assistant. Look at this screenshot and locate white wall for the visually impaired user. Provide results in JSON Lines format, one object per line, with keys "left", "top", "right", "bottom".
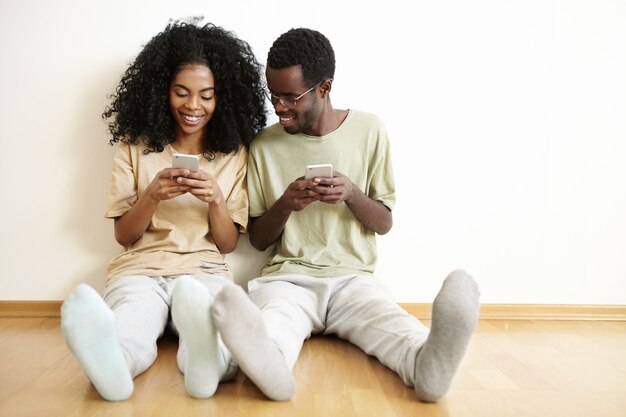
{"left": 1, "top": 0, "right": 624, "bottom": 304}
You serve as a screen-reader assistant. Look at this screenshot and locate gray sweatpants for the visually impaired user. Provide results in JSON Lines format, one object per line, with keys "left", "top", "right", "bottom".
{"left": 103, "top": 274, "right": 236, "bottom": 379}
{"left": 247, "top": 274, "right": 430, "bottom": 386}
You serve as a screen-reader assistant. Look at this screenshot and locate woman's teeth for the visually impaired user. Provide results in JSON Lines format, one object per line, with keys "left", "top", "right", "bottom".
{"left": 182, "top": 114, "right": 202, "bottom": 122}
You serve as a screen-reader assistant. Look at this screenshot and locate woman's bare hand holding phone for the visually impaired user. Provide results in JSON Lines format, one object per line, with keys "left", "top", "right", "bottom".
{"left": 176, "top": 170, "right": 224, "bottom": 204}
{"left": 145, "top": 168, "right": 193, "bottom": 202}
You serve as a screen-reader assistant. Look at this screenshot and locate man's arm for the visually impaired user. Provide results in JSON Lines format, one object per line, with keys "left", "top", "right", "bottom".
{"left": 249, "top": 178, "right": 321, "bottom": 251}
{"left": 344, "top": 187, "right": 393, "bottom": 235}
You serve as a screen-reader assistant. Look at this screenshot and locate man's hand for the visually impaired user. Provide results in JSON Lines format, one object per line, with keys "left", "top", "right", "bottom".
{"left": 307, "top": 170, "right": 393, "bottom": 234}
{"left": 307, "top": 170, "right": 356, "bottom": 204}
{"left": 279, "top": 176, "right": 323, "bottom": 211}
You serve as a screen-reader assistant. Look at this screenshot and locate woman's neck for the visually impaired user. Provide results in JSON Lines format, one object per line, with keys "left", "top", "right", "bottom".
{"left": 172, "top": 132, "right": 204, "bottom": 155}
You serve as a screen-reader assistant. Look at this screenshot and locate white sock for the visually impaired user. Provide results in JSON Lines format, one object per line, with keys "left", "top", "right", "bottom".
{"left": 413, "top": 270, "right": 480, "bottom": 402}
{"left": 211, "top": 284, "right": 295, "bottom": 401}
{"left": 171, "top": 276, "right": 224, "bottom": 399}
{"left": 60, "top": 284, "right": 133, "bottom": 401}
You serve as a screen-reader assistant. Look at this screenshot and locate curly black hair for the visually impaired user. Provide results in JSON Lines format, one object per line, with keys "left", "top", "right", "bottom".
{"left": 267, "top": 28, "right": 335, "bottom": 88}
{"left": 103, "top": 20, "right": 267, "bottom": 158}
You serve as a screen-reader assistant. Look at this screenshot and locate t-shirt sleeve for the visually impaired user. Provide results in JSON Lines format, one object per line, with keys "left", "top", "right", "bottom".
{"left": 226, "top": 146, "right": 250, "bottom": 232}
{"left": 105, "top": 142, "right": 137, "bottom": 219}
{"left": 247, "top": 142, "right": 268, "bottom": 218}
{"left": 368, "top": 120, "right": 396, "bottom": 210}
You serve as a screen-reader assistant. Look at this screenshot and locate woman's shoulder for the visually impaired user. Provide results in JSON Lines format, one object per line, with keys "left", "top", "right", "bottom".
{"left": 111, "top": 138, "right": 149, "bottom": 154}
{"left": 111, "top": 139, "right": 168, "bottom": 170}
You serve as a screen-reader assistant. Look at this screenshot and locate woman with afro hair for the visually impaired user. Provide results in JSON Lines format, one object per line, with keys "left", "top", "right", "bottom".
{"left": 60, "top": 20, "right": 267, "bottom": 401}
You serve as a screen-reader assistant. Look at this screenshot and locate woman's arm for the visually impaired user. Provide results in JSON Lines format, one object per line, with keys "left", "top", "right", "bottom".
{"left": 178, "top": 170, "right": 239, "bottom": 253}
{"left": 207, "top": 196, "right": 239, "bottom": 253}
{"left": 114, "top": 167, "right": 192, "bottom": 246}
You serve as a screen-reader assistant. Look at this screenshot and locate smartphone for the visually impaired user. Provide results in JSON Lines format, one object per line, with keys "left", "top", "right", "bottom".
{"left": 305, "top": 163, "right": 333, "bottom": 180}
{"left": 172, "top": 153, "right": 199, "bottom": 172}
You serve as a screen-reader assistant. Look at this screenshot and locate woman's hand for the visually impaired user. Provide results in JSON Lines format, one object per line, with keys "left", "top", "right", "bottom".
{"left": 175, "top": 169, "right": 224, "bottom": 204}
{"left": 145, "top": 168, "right": 194, "bottom": 202}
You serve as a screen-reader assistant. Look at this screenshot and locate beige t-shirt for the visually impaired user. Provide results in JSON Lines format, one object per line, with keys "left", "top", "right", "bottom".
{"left": 248, "top": 109, "right": 395, "bottom": 277}
{"left": 104, "top": 142, "right": 248, "bottom": 284}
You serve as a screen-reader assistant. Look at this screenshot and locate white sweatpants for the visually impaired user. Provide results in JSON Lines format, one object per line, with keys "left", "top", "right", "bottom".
{"left": 247, "top": 274, "right": 430, "bottom": 386}
{"left": 102, "top": 274, "right": 236, "bottom": 379}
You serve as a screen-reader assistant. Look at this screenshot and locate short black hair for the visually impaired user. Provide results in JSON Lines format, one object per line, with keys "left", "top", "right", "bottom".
{"left": 267, "top": 28, "right": 335, "bottom": 87}
{"left": 103, "top": 20, "right": 267, "bottom": 158}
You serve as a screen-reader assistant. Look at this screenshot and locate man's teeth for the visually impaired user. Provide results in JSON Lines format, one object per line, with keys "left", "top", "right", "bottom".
{"left": 182, "top": 114, "right": 202, "bottom": 122}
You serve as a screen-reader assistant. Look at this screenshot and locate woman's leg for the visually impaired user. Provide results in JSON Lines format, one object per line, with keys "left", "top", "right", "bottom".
{"left": 61, "top": 275, "right": 169, "bottom": 401}
{"left": 103, "top": 275, "right": 170, "bottom": 377}
{"left": 170, "top": 275, "right": 233, "bottom": 399}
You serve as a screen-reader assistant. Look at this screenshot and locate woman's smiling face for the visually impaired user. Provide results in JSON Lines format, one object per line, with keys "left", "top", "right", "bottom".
{"left": 169, "top": 64, "right": 217, "bottom": 139}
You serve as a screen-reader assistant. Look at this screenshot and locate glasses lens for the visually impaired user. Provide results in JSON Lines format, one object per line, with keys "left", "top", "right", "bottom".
{"left": 266, "top": 90, "right": 298, "bottom": 108}
{"left": 280, "top": 98, "right": 297, "bottom": 108}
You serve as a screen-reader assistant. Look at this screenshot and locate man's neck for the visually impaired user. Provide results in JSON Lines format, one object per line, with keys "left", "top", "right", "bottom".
{"left": 308, "top": 107, "right": 349, "bottom": 137}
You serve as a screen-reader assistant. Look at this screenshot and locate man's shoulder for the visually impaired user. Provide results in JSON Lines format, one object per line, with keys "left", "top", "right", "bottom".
{"left": 345, "top": 109, "right": 386, "bottom": 131}
{"left": 249, "top": 122, "right": 285, "bottom": 154}
{"left": 252, "top": 122, "right": 284, "bottom": 141}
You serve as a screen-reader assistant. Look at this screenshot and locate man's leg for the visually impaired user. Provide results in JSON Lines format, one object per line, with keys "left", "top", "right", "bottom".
{"left": 211, "top": 276, "right": 324, "bottom": 401}
{"left": 326, "top": 271, "right": 478, "bottom": 402}
{"left": 325, "top": 275, "right": 430, "bottom": 387}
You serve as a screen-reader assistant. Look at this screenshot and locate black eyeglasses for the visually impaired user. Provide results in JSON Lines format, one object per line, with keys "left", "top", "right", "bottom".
{"left": 265, "top": 80, "right": 325, "bottom": 109}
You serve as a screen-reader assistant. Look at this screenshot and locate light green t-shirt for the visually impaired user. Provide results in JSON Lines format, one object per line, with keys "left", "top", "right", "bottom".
{"left": 248, "top": 109, "right": 395, "bottom": 277}
{"left": 104, "top": 142, "right": 249, "bottom": 284}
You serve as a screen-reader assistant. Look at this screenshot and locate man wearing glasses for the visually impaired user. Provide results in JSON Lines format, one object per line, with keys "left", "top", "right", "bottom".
{"left": 210, "top": 28, "right": 480, "bottom": 403}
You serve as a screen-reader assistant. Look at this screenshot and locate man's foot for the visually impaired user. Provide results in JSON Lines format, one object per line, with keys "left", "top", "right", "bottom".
{"left": 212, "top": 284, "right": 295, "bottom": 401}
{"left": 413, "top": 270, "right": 480, "bottom": 402}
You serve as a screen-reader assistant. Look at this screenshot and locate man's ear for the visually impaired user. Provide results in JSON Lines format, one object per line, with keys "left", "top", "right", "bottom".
{"left": 320, "top": 78, "right": 333, "bottom": 98}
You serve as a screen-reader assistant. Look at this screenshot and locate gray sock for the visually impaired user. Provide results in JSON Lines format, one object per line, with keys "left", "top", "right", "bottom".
{"left": 171, "top": 276, "right": 225, "bottom": 399}
{"left": 211, "top": 284, "right": 295, "bottom": 401}
{"left": 413, "top": 269, "right": 480, "bottom": 402}
{"left": 60, "top": 284, "right": 133, "bottom": 401}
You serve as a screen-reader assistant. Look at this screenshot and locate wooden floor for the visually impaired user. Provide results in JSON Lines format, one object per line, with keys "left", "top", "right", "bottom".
{"left": 1, "top": 318, "right": 625, "bottom": 417}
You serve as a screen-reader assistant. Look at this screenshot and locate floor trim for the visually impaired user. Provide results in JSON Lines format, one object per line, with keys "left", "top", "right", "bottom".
{"left": 0, "top": 301, "right": 63, "bottom": 318}
{"left": 1, "top": 301, "right": 625, "bottom": 321}
{"left": 400, "top": 303, "right": 626, "bottom": 321}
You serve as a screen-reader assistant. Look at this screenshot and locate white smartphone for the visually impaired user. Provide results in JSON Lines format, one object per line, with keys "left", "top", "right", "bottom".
{"left": 305, "top": 163, "right": 333, "bottom": 180}
{"left": 172, "top": 153, "right": 199, "bottom": 172}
